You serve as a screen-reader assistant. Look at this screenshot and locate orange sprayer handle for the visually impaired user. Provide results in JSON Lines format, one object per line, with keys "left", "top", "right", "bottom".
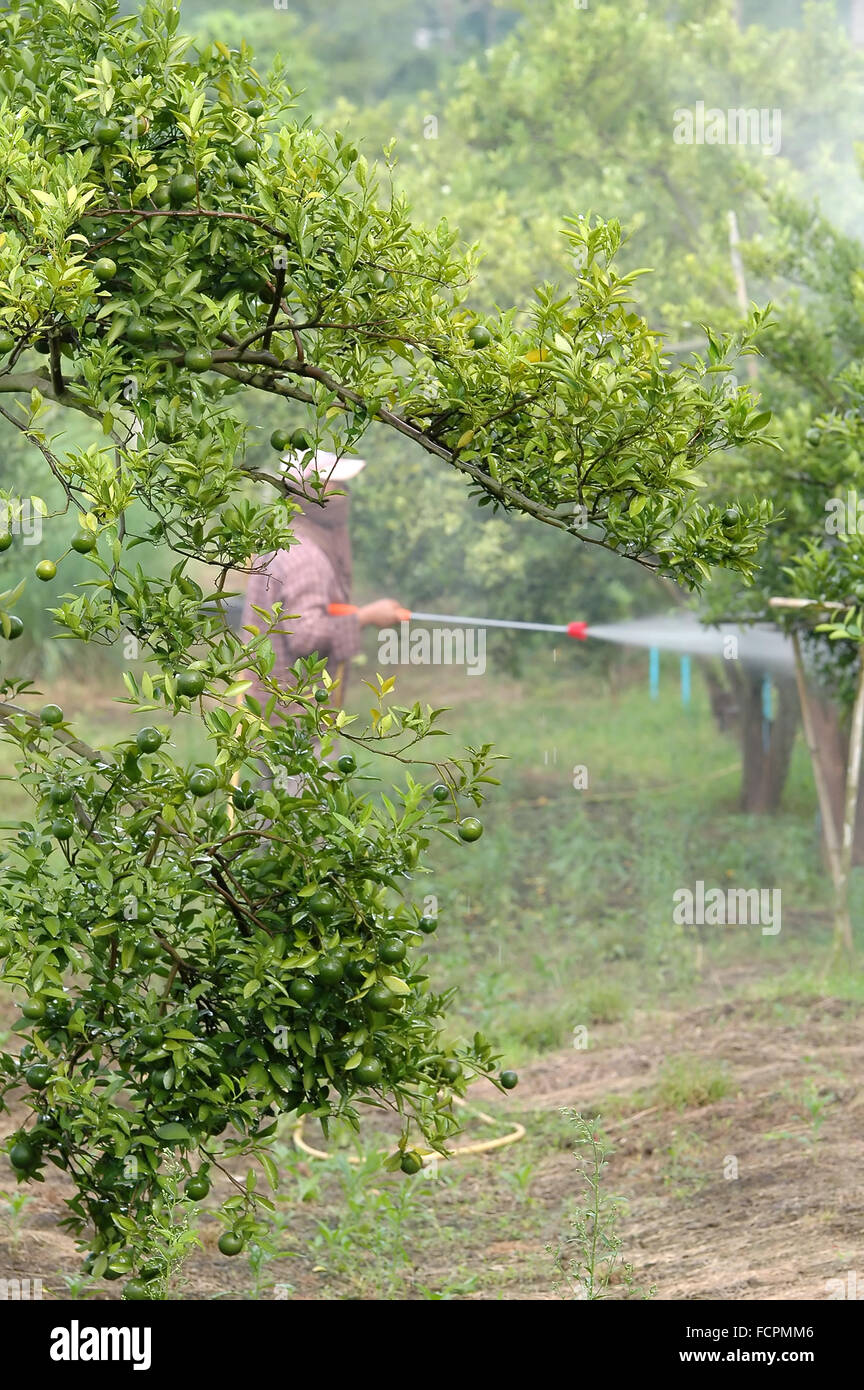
{"left": 328, "top": 602, "right": 413, "bottom": 621}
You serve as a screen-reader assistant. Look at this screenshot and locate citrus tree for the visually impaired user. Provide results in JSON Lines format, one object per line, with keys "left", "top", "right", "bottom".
{"left": 705, "top": 173, "right": 864, "bottom": 866}
{"left": 0, "top": 0, "right": 772, "bottom": 1293}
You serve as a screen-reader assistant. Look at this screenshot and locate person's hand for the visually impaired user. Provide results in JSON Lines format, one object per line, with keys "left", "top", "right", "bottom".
{"left": 355, "top": 597, "right": 411, "bottom": 628}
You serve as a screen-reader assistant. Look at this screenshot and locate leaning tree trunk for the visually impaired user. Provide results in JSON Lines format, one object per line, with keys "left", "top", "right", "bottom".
{"left": 809, "top": 688, "right": 864, "bottom": 866}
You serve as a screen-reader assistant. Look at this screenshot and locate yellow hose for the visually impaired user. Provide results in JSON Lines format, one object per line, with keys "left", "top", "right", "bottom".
{"left": 292, "top": 1094, "right": 525, "bottom": 1168}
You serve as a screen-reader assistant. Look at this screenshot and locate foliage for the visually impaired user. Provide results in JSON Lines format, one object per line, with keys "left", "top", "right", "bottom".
{"left": 705, "top": 175, "right": 864, "bottom": 704}
{"left": 0, "top": 0, "right": 767, "bottom": 1281}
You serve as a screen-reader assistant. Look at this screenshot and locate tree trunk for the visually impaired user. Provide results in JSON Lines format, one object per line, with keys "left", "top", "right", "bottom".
{"left": 738, "top": 670, "right": 798, "bottom": 812}
{"left": 809, "top": 687, "right": 864, "bottom": 865}
{"left": 701, "top": 661, "right": 799, "bottom": 811}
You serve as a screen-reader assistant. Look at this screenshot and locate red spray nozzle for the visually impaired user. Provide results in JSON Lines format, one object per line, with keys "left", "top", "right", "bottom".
{"left": 567, "top": 621, "right": 589, "bottom": 640}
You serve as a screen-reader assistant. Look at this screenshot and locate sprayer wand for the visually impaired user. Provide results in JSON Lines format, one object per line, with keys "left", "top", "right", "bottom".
{"left": 328, "top": 603, "right": 589, "bottom": 640}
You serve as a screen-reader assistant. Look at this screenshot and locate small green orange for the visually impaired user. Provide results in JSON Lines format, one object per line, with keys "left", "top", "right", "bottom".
{"left": 169, "top": 173, "right": 197, "bottom": 205}
{"left": 184, "top": 346, "right": 213, "bottom": 372}
{"left": 92, "top": 118, "right": 122, "bottom": 146}
{"left": 353, "top": 1057, "right": 383, "bottom": 1086}
{"left": 233, "top": 135, "right": 258, "bottom": 166}
{"left": 218, "top": 1231, "right": 244, "bottom": 1256}
{"left": 35, "top": 559, "right": 57, "bottom": 581}
{"left": 135, "top": 726, "right": 163, "bottom": 754}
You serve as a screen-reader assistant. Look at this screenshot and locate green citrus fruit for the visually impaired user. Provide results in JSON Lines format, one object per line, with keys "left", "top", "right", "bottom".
{"left": 353, "top": 1057, "right": 383, "bottom": 1086}
{"left": 21, "top": 999, "right": 46, "bottom": 1020}
{"left": 233, "top": 135, "right": 258, "bottom": 166}
{"left": 458, "top": 817, "right": 484, "bottom": 842}
{"left": 270, "top": 428, "right": 291, "bottom": 451}
{"left": 125, "top": 317, "right": 152, "bottom": 345}
{"left": 226, "top": 163, "right": 248, "bottom": 188}
{"left": 136, "top": 940, "right": 161, "bottom": 961}
{"left": 314, "top": 687, "right": 328, "bottom": 704}
{"left": 169, "top": 173, "right": 197, "bottom": 205}
{"left": 218, "top": 1232, "right": 244, "bottom": 1256}
{"left": 307, "top": 888, "right": 338, "bottom": 916}
{"left": 176, "top": 669, "right": 205, "bottom": 698}
{"left": 139, "top": 1026, "right": 162, "bottom": 1047}
{"left": 232, "top": 784, "right": 256, "bottom": 811}
{"left": 378, "top": 935, "right": 406, "bottom": 964}
{"left": 288, "top": 978, "right": 317, "bottom": 1006}
{"left": 70, "top": 533, "right": 97, "bottom": 553}
{"left": 92, "top": 118, "right": 122, "bottom": 146}
{"left": 431, "top": 783, "right": 450, "bottom": 802}
{"left": 0, "top": 329, "right": 15, "bottom": 355}
{"left": 92, "top": 257, "right": 117, "bottom": 282}
{"left": 418, "top": 915, "right": 437, "bottom": 935}
{"left": 246, "top": 98, "right": 265, "bottom": 119}
{"left": 185, "top": 1176, "right": 210, "bottom": 1201}
{"left": 184, "top": 346, "right": 213, "bottom": 372}
{"left": 500, "top": 1070, "right": 519, "bottom": 1090}
{"left": 337, "top": 753, "right": 356, "bottom": 774}
{"left": 365, "top": 984, "right": 397, "bottom": 1012}
{"left": 9, "top": 1139, "right": 37, "bottom": 1171}
{"left": 291, "top": 427, "right": 312, "bottom": 452}
{"left": 238, "top": 267, "right": 263, "bottom": 292}
{"left": 188, "top": 767, "right": 217, "bottom": 796}
{"left": 316, "top": 956, "right": 344, "bottom": 986}
{"left": 24, "top": 1063, "right": 51, "bottom": 1088}
{"left": 123, "top": 1279, "right": 152, "bottom": 1300}
{"left": 0, "top": 532, "right": 12, "bottom": 551}
{"left": 35, "top": 559, "right": 57, "bottom": 581}
{"left": 440, "top": 1058, "right": 461, "bottom": 1082}
{"left": 39, "top": 704, "right": 64, "bottom": 726}
{"left": 151, "top": 184, "right": 171, "bottom": 208}
{"left": 51, "top": 817, "right": 74, "bottom": 840}
{"left": 0, "top": 932, "right": 12, "bottom": 956}
{"left": 400, "top": 1151, "right": 423, "bottom": 1175}
{"left": 49, "top": 784, "right": 73, "bottom": 805}
{"left": 468, "top": 324, "right": 492, "bottom": 348}
{"left": 4, "top": 615, "right": 24, "bottom": 640}
{"left": 135, "top": 726, "right": 163, "bottom": 754}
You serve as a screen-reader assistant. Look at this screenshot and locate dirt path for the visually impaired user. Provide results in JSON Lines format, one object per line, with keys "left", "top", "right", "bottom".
{"left": 2, "top": 992, "right": 861, "bottom": 1300}
{"left": 483, "top": 993, "right": 864, "bottom": 1300}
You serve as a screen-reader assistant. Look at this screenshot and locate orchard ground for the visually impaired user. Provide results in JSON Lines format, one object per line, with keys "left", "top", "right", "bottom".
{"left": 1, "top": 643, "right": 861, "bottom": 1301}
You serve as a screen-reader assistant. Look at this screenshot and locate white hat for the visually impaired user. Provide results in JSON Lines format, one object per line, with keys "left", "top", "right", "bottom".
{"left": 281, "top": 448, "right": 367, "bottom": 484}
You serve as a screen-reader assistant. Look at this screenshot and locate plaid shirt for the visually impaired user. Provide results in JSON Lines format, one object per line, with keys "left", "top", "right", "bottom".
{"left": 242, "top": 539, "right": 361, "bottom": 704}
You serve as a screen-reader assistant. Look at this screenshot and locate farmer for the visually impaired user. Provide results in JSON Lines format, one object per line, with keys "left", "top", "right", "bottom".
{"left": 242, "top": 449, "right": 406, "bottom": 709}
